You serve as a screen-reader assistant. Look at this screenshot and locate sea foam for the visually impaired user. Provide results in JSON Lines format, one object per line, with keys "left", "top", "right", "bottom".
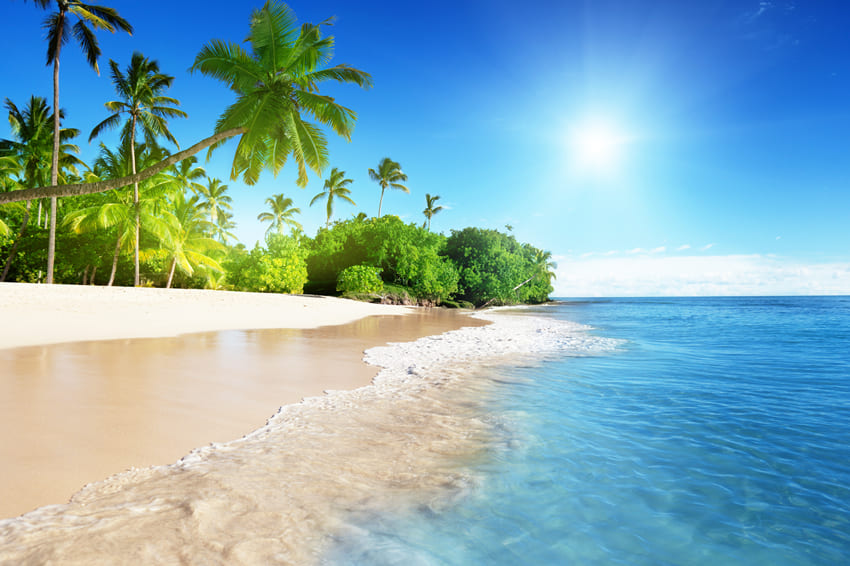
{"left": 0, "top": 311, "right": 616, "bottom": 565}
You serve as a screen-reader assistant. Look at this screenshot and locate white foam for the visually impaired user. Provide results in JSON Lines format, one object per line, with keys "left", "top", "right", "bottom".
{"left": 0, "top": 311, "right": 618, "bottom": 564}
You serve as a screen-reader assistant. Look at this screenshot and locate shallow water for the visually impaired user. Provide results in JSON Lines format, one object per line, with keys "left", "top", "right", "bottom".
{"left": 323, "top": 297, "right": 850, "bottom": 565}
{"left": 0, "top": 310, "right": 597, "bottom": 564}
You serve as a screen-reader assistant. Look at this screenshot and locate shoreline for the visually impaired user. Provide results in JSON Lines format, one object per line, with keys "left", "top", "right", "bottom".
{"left": 0, "top": 295, "right": 611, "bottom": 564}
{"left": 0, "top": 283, "right": 484, "bottom": 519}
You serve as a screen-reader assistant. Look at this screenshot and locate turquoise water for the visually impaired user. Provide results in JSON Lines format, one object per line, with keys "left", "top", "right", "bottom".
{"left": 325, "top": 297, "right": 850, "bottom": 565}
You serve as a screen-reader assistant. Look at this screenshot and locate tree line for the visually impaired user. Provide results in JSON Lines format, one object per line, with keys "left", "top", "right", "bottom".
{"left": 0, "top": 1, "right": 555, "bottom": 306}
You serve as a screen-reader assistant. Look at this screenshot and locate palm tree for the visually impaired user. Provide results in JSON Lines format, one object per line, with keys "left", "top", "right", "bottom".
{"left": 196, "top": 177, "right": 233, "bottom": 229}
{"left": 368, "top": 157, "right": 408, "bottom": 217}
{"left": 63, "top": 142, "right": 170, "bottom": 285}
{"left": 211, "top": 210, "right": 238, "bottom": 244}
{"left": 1, "top": 2, "right": 369, "bottom": 206}
{"left": 422, "top": 193, "right": 443, "bottom": 231}
{"left": 89, "top": 51, "right": 186, "bottom": 286}
{"left": 258, "top": 193, "right": 302, "bottom": 237}
{"left": 168, "top": 155, "right": 206, "bottom": 195}
{"left": 157, "top": 192, "right": 224, "bottom": 288}
{"left": 190, "top": 1, "right": 372, "bottom": 186}
{"left": 26, "top": 0, "right": 132, "bottom": 283}
{"left": 310, "top": 167, "right": 355, "bottom": 228}
{"left": 0, "top": 96, "right": 84, "bottom": 281}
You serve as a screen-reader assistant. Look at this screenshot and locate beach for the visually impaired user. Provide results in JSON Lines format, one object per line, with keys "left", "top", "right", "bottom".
{"left": 0, "top": 284, "right": 598, "bottom": 564}
{"left": 0, "top": 283, "right": 485, "bottom": 518}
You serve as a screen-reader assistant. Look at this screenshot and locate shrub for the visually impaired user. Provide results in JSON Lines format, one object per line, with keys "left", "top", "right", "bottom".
{"left": 336, "top": 264, "right": 383, "bottom": 295}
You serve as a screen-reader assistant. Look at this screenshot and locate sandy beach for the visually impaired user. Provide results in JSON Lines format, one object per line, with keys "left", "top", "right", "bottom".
{"left": 0, "top": 282, "right": 412, "bottom": 350}
{"left": 0, "top": 282, "right": 483, "bottom": 519}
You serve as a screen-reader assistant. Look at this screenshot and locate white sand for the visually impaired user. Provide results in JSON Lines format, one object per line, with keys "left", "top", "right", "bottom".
{"left": 0, "top": 282, "right": 411, "bottom": 350}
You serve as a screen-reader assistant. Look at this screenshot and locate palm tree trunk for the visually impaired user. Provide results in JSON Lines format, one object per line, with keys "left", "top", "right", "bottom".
{"left": 378, "top": 187, "right": 385, "bottom": 218}
{"left": 108, "top": 234, "right": 122, "bottom": 286}
{"left": 47, "top": 36, "right": 63, "bottom": 285}
{"left": 1, "top": 200, "right": 31, "bottom": 282}
{"left": 130, "top": 117, "right": 140, "bottom": 287}
{"left": 166, "top": 256, "right": 177, "bottom": 289}
{"left": 90, "top": 265, "right": 97, "bottom": 285}
{"left": 0, "top": 127, "right": 246, "bottom": 205}
{"left": 81, "top": 265, "right": 89, "bottom": 285}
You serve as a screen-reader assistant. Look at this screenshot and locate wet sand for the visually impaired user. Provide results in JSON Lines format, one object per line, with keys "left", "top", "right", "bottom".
{"left": 0, "top": 304, "right": 485, "bottom": 519}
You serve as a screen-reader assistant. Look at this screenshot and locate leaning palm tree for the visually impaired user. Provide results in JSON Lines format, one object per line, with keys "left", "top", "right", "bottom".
{"left": 0, "top": 96, "right": 84, "bottom": 281}
{"left": 258, "top": 193, "right": 302, "bottom": 237}
{"left": 26, "top": 0, "right": 132, "bottom": 283}
{"left": 310, "top": 167, "right": 355, "bottom": 228}
{"left": 190, "top": 1, "right": 372, "bottom": 186}
{"left": 89, "top": 51, "right": 186, "bottom": 286}
{"left": 1, "top": 2, "right": 369, "bottom": 208}
{"left": 368, "top": 157, "right": 408, "bottom": 217}
{"left": 422, "top": 193, "right": 443, "bottom": 231}
{"left": 196, "top": 177, "right": 233, "bottom": 229}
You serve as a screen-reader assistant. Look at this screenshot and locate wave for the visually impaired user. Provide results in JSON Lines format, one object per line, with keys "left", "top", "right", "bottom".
{"left": 0, "top": 311, "right": 617, "bottom": 565}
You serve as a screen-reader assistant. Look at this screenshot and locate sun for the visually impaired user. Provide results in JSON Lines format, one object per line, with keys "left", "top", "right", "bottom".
{"left": 570, "top": 121, "right": 628, "bottom": 170}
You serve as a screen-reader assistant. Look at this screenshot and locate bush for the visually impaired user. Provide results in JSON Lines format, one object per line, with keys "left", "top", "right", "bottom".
{"left": 229, "top": 235, "right": 308, "bottom": 294}
{"left": 336, "top": 265, "right": 383, "bottom": 295}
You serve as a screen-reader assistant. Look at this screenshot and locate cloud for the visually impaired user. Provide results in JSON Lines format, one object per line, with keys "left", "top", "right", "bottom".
{"left": 701, "top": 243, "right": 715, "bottom": 251}
{"left": 651, "top": 246, "right": 667, "bottom": 254}
{"left": 677, "top": 244, "right": 691, "bottom": 251}
{"left": 552, "top": 254, "right": 850, "bottom": 297}
{"left": 627, "top": 247, "right": 645, "bottom": 254}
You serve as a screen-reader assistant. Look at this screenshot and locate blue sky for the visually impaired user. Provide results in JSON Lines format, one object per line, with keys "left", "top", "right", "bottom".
{"left": 2, "top": 0, "right": 849, "bottom": 296}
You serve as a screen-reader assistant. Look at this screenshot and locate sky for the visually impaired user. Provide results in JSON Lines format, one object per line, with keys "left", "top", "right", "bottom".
{"left": 2, "top": 0, "right": 849, "bottom": 296}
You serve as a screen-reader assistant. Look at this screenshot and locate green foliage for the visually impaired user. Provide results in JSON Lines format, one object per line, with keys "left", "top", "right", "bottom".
{"left": 230, "top": 234, "right": 308, "bottom": 294}
{"left": 444, "top": 227, "right": 553, "bottom": 306}
{"left": 336, "top": 264, "right": 383, "bottom": 295}
{"left": 305, "top": 215, "right": 458, "bottom": 302}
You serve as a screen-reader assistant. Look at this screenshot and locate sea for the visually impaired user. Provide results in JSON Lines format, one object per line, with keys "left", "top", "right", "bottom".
{"left": 1, "top": 296, "right": 848, "bottom": 564}
{"left": 323, "top": 296, "right": 850, "bottom": 566}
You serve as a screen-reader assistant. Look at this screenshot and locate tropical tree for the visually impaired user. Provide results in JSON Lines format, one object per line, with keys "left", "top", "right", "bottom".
{"left": 368, "top": 157, "right": 408, "bottom": 217}
{"left": 196, "top": 177, "right": 232, "bottom": 229}
{"left": 258, "top": 193, "right": 302, "bottom": 237}
{"left": 422, "top": 193, "right": 443, "bottom": 231}
{"left": 26, "top": 0, "right": 132, "bottom": 283}
{"left": 310, "top": 167, "right": 355, "bottom": 228}
{"left": 168, "top": 155, "right": 206, "bottom": 195}
{"left": 156, "top": 192, "right": 224, "bottom": 288}
{"left": 63, "top": 142, "right": 170, "bottom": 285}
{"left": 190, "top": 0, "right": 372, "bottom": 186}
{"left": 1, "top": 2, "right": 369, "bottom": 207}
{"left": 211, "top": 210, "right": 238, "bottom": 244}
{"left": 89, "top": 51, "right": 186, "bottom": 286}
{"left": 0, "top": 96, "right": 84, "bottom": 281}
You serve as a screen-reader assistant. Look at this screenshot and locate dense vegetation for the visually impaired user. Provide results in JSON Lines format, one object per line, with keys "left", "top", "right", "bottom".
{"left": 0, "top": 1, "right": 555, "bottom": 307}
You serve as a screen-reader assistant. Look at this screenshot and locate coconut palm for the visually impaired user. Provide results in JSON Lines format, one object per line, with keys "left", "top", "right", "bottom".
{"left": 1, "top": 2, "right": 369, "bottom": 206}
{"left": 211, "top": 210, "right": 238, "bottom": 244}
{"left": 157, "top": 192, "right": 224, "bottom": 288}
{"left": 189, "top": 1, "right": 372, "bottom": 186}
{"left": 89, "top": 51, "right": 186, "bottom": 286}
{"left": 63, "top": 141, "right": 170, "bottom": 285}
{"left": 26, "top": 0, "right": 132, "bottom": 283}
{"left": 422, "top": 193, "right": 443, "bottom": 231}
{"left": 310, "top": 167, "right": 355, "bottom": 228}
{"left": 196, "top": 177, "right": 233, "bottom": 229}
{"left": 258, "top": 193, "right": 302, "bottom": 237}
{"left": 368, "top": 157, "right": 408, "bottom": 217}
{"left": 168, "top": 155, "right": 207, "bottom": 195}
{"left": 0, "top": 96, "right": 84, "bottom": 281}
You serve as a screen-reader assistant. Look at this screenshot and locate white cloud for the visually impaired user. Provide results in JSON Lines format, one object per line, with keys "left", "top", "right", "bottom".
{"left": 627, "top": 247, "right": 645, "bottom": 254}
{"left": 677, "top": 244, "right": 691, "bottom": 251}
{"left": 701, "top": 243, "right": 715, "bottom": 251}
{"left": 651, "top": 246, "right": 667, "bottom": 254}
{"left": 552, "top": 254, "right": 850, "bottom": 297}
